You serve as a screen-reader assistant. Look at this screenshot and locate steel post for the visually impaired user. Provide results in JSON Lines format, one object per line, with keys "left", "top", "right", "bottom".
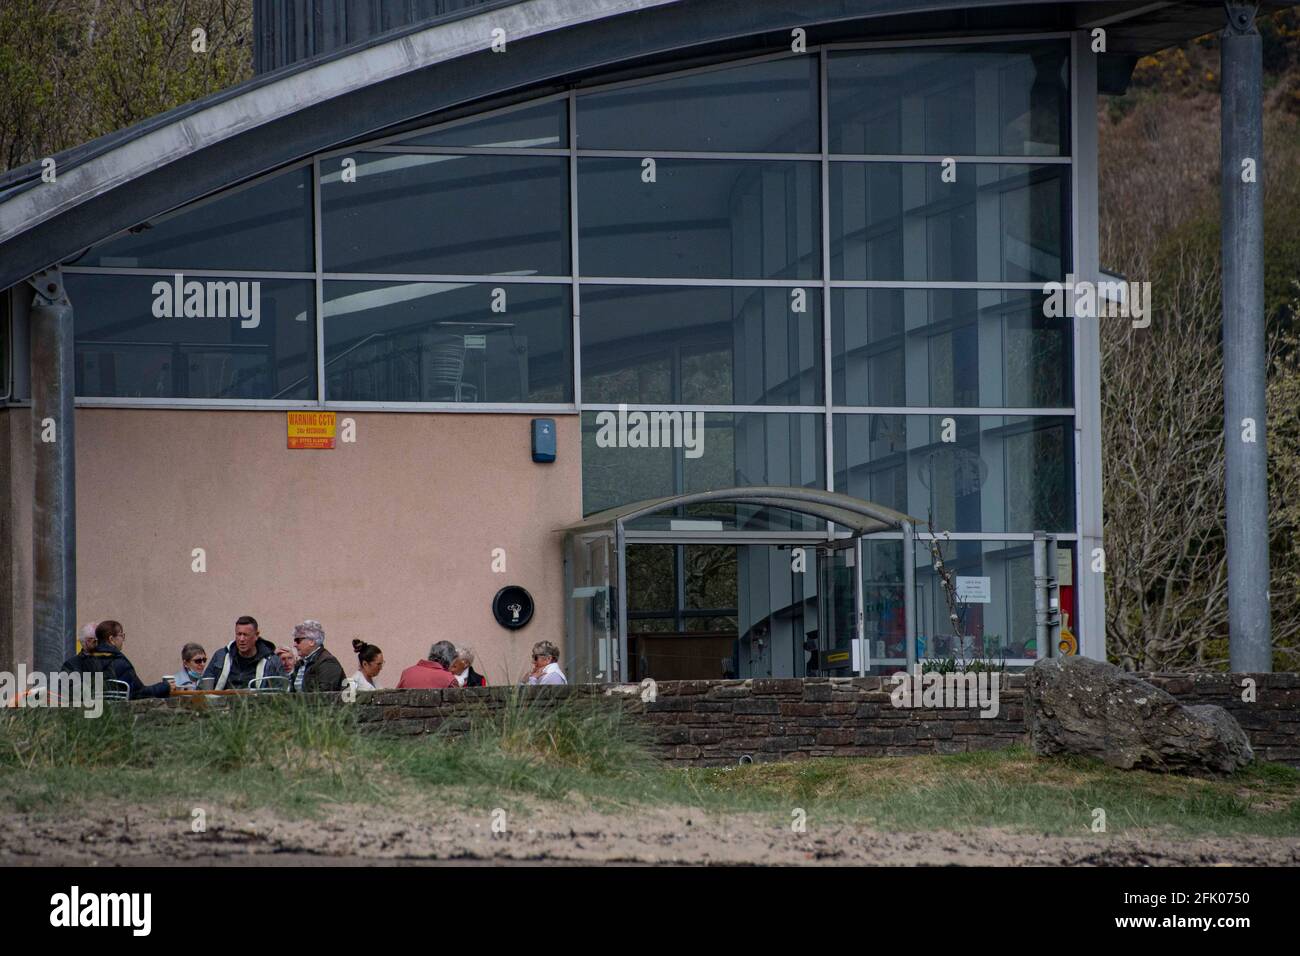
{"left": 26, "top": 268, "right": 76, "bottom": 673}
{"left": 1222, "top": 4, "right": 1272, "bottom": 672}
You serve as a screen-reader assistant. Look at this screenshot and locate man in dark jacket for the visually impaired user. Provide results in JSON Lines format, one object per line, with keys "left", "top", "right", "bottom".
{"left": 70, "top": 620, "right": 171, "bottom": 699}
{"left": 59, "top": 622, "right": 99, "bottom": 672}
{"left": 202, "top": 615, "right": 285, "bottom": 690}
{"left": 288, "top": 620, "right": 345, "bottom": 692}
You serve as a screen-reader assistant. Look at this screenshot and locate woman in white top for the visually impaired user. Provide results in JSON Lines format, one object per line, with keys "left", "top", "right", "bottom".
{"left": 349, "top": 639, "right": 385, "bottom": 691}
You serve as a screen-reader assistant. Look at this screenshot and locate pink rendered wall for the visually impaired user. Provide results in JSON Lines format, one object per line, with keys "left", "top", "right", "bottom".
{"left": 6, "top": 408, "right": 583, "bottom": 686}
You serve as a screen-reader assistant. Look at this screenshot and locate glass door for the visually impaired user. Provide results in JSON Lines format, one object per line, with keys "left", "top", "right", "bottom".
{"left": 564, "top": 531, "right": 617, "bottom": 682}
{"left": 813, "top": 544, "right": 858, "bottom": 676}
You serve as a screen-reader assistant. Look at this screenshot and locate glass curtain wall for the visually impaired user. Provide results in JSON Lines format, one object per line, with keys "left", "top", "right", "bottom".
{"left": 61, "top": 38, "right": 1076, "bottom": 665}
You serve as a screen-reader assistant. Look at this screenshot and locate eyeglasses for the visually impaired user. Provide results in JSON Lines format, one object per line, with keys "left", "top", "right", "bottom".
{"left": 293, "top": 636, "right": 312, "bottom": 644}
{"left": 189, "top": 656, "right": 208, "bottom": 666}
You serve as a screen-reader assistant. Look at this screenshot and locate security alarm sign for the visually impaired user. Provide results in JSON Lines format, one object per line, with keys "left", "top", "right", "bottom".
{"left": 287, "top": 412, "right": 336, "bottom": 449}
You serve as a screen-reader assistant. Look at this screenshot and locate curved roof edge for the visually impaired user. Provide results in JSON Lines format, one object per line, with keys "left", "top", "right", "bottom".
{"left": 0, "top": 0, "right": 674, "bottom": 246}
{"left": 0, "top": 0, "right": 1276, "bottom": 292}
{"left": 560, "top": 486, "right": 919, "bottom": 536}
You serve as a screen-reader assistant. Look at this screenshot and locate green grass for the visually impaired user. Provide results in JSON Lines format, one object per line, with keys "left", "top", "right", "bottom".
{"left": 684, "top": 748, "right": 1300, "bottom": 837}
{"left": 1, "top": 696, "right": 1297, "bottom": 838}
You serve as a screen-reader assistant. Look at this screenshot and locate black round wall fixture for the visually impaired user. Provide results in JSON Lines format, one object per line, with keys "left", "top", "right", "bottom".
{"left": 492, "top": 585, "right": 535, "bottom": 630}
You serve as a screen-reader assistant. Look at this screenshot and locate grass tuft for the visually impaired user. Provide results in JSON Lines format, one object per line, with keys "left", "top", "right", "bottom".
{"left": 0, "top": 700, "right": 1297, "bottom": 839}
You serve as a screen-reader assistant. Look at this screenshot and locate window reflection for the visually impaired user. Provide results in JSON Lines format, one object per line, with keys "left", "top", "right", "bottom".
{"left": 581, "top": 286, "right": 821, "bottom": 406}
{"left": 322, "top": 153, "right": 569, "bottom": 275}
{"left": 833, "top": 414, "right": 1074, "bottom": 532}
{"left": 578, "top": 158, "right": 820, "bottom": 279}
{"left": 832, "top": 289, "right": 1071, "bottom": 407}
{"left": 71, "top": 168, "right": 314, "bottom": 273}
{"left": 828, "top": 43, "right": 1069, "bottom": 156}
{"left": 68, "top": 274, "right": 316, "bottom": 400}
{"left": 578, "top": 56, "right": 819, "bottom": 152}
{"left": 830, "top": 162, "right": 1068, "bottom": 282}
{"left": 323, "top": 281, "right": 571, "bottom": 403}
{"left": 396, "top": 99, "right": 567, "bottom": 148}
{"left": 581, "top": 411, "right": 824, "bottom": 518}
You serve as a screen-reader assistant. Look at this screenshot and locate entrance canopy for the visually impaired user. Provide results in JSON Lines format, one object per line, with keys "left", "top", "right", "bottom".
{"left": 560, "top": 487, "right": 920, "bottom": 682}
{"left": 562, "top": 486, "right": 917, "bottom": 538}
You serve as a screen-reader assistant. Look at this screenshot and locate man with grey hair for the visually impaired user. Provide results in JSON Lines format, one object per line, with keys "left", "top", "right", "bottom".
{"left": 450, "top": 647, "right": 488, "bottom": 687}
{"left": 396, "top": 639, "right": 459, "bottom": 689}
{"left": 288, "top": 620, "right": 345, "bottom": 693}
{"left": 59, "top": 621, "right": 99, "bottom": 672}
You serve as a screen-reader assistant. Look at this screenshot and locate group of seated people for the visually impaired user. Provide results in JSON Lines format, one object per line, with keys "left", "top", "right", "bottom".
{"left": 60, "top": 616, "right": 568, "bottom": 699}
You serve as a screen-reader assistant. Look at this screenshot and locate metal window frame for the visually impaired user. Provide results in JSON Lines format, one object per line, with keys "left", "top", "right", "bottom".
{"left": 27, "top": 26, "right": 1097, "bottom": 666}
{"left": 65, "top": 157, "right": 318, "bottom": 267}
{"left": 0, "top": 287, "right": 11, "bottom": 401}
{"left": 65, "top": 31, "right": 1080, "bottom": 462}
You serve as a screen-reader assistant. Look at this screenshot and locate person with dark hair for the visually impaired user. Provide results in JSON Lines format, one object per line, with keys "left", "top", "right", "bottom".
{"left": 349, "top": 639, "right": 385, "bottom": 691}
{"left": 173, "top": 643, "right": 208, "bottom": 689}
{"left": 396, "top": 640, "right": 458, "bottom": 689}
{"left": 288, "top": 620, "right": 345, "bottom": 692}
{"left": 201, "top": 615, "right": 284, "bottom": 690}
{"left": 69, "top": 620, "right": 171, "bottom": 699}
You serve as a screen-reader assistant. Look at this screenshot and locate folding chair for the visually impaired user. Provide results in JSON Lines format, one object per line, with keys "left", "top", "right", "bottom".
{"left": 247, "top": 676, "right": 291, "bottom": 693}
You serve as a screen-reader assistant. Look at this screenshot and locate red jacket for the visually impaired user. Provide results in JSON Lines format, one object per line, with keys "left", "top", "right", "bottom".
{"left": 396, "top": 659, "right": 458, "bottom": 689}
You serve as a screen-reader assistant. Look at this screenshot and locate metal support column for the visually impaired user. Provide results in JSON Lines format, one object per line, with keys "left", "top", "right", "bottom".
{"left": 902, "top": 520, "right": 916, "bottom": 672}
{"left": 26, "top": 268, "right": 76, "bottom": 673}
{"left": 615, "top": 519, "right": 628, "bottom": 683}
{"left": 1221, "top": 3, "right": 1272, "bottom": 672}
{"left": 1034, "top": 531, "right": 1050, "bottom": 663}
{"left": 854, "top": 536, "right": 866, "bottom": 677}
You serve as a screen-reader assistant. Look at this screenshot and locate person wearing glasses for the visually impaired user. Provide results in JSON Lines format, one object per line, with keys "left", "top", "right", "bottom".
{"left": 522, "top": 641, "right": 567, "bottom": 686}
{"left": 71, "top": 620, "right": 171, "bottom": 699}
{"left": 288, "top": 620, "right": 346, "bottom": 693}
{"left": 173, "top": 644, "right": 208, "bottom": 689}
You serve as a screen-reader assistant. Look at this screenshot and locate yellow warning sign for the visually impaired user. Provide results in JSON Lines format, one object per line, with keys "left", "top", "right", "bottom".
{"left": 287, "top": 412, "right": 336, "bottom": 449}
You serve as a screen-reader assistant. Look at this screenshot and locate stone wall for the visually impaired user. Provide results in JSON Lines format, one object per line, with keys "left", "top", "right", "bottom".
{"left": 348, "top": 673, "right": 1300, "bottom": 767}
{"left": 1142, "top": 673, "right": 1300, "bottom": 766}
{"left": 120, "top": 673, "right": 1300, "bottom": 768}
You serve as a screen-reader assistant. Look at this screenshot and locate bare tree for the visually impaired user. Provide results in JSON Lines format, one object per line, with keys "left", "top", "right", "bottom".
{"left": 1098, "top": 86, "right": 1300, "bottom": 671}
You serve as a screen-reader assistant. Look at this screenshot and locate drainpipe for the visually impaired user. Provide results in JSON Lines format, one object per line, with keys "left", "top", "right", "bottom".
{"left": 1221, "top": 3, "right": 1272, "bottom": 672}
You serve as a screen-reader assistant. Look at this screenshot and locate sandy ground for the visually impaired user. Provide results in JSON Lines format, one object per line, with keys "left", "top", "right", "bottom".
{"left": 1, "top": 802, "right": 1297, "bottom": 866}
